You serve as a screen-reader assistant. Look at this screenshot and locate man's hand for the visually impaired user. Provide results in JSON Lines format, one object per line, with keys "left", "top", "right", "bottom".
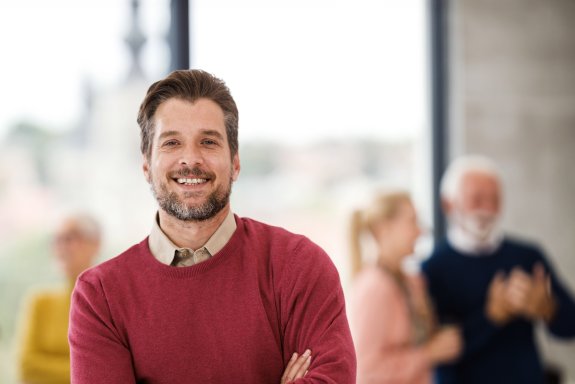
{"left": 486, "top": 265, "right": 557, "bottom": 325}
{"left": 521, "top": 263, "right": 556, "bottom": 322}
{"left": 504, "top": 267, "right": 533, "bottom": 314}
{"left": 280, "top": 350, "right": 311, "bottom": 384}
{"left": 486, "top": 271, "right": 514, "bottom": 325}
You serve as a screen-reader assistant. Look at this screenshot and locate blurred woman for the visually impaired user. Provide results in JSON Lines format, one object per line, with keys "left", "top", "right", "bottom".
{"left": 15, "top": 211, "right": 101, "bottom": 384}
{"left": 349, "top": 191, "right": 461, "bottom": 384}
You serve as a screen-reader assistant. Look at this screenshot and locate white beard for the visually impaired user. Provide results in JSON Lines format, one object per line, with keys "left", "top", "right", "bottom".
{"left": 447, "top": 211, "right": 504, "bottom": 255}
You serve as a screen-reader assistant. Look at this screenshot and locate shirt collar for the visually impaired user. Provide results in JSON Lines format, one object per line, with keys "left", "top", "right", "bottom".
{"left": 148, "top": 210, "right": 237, "bottom": 265}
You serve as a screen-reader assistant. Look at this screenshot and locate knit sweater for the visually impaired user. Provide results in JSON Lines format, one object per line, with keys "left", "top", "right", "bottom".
{"left": 69, "top": 216, "right": 356, "bottom": 383}
{"left": 17, "top": 285, "right": 72, "bottom": 384}
{"left": 422, "top": 237, "right": 575, "bottom": 384}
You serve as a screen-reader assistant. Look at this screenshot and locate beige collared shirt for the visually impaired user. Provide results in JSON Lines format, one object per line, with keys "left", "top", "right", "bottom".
{"left": 148, "top": 210, "right": 237, "bottom": 267}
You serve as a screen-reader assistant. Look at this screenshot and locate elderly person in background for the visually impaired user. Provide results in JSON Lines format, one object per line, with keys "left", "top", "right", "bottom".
{"left": 349, "top": 190, "right": 462, "bottom": 384}
{"left": 422, "top": 155, "right": 575, "bottom": 384}
{"left": 16, "top": 211, "right": 101, "bottom": 384}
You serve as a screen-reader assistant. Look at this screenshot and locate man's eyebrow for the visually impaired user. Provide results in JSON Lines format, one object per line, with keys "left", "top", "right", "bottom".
{"left": 158, "top": 130, "right": 180, "bottom": 140}
{"left": 201, "top": 129, "right": 225, "bottom": 140}
{"left": 157, "top": 129, "right": 225, "bottom": 141}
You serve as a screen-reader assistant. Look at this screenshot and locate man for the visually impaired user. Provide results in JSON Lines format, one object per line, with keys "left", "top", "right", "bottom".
{"left": 422, "top": 155, "right": 575, "bottom": 384}
{"left": 68, "top": 69, "right": 356, "bottom": 383}
{"left": 17, "top": 211, "right": 101, "bottom": 384}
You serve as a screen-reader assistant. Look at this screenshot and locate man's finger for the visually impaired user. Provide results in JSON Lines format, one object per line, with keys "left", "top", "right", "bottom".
{"left": 281, "top": 353, "right": 299, "bottom": 383}
{"left": 281, "top": 350, "right": 312, "bottom": 383}
{"left": 532, "top": 263, "right": 546, "bottom": 283}
{"left": 507, "top": 271, "right": 532, "bottom": 292}
{"left": 490, "top": 271, "right": 506, "bottom": 292}
{"left": 293, "top": 350, "right": 311, "bottom": 379}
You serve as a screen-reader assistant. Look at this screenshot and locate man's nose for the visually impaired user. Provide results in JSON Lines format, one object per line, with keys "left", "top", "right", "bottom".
{"left": 478, "top": 197, "right": 500, "bottom": 214}
{"left": 179, "top": 145, "right": 203, "bottom": 166}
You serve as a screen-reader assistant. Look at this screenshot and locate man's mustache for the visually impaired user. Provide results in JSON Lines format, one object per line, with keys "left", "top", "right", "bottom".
{"left": 171, "top": 167, "right": 213, "bottom": 179}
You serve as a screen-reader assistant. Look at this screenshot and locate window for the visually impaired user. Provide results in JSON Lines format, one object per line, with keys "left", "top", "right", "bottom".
{"left": 0, "top": 1, "right": 431, "bottom": 380}
{"left": 192, "top": 0, "right": 432, "bottom": 291}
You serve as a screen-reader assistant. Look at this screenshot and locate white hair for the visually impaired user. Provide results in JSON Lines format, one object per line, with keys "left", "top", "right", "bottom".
{"left": 440, "top": 155, "right": 502, "bottom": 202}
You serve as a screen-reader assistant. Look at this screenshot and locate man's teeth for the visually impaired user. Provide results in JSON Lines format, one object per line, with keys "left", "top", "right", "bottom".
{"left": 177, "top": 178, "right": 207, "bottom": 185}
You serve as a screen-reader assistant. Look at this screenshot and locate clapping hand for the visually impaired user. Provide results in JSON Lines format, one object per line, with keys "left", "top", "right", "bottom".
{"left": 486, "top": 263, "right": 556, "bottom": 325}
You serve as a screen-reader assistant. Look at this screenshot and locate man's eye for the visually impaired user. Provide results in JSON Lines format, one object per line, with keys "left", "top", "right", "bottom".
{"left": 202, "top": 139, "right": 217, "bottom": 146}
{"left": 163, "top": 140, "right": 179, "bottom": 147}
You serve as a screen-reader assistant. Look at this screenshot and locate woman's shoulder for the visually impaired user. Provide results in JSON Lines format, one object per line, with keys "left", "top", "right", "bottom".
{"left": 353, "top": 265, "right": 402, "bottom": 299}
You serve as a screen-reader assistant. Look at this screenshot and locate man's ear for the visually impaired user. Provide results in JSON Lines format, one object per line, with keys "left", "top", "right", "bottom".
{"left": 441, "top": 198, "right": 452, "bottom": 216}
{"left": 231, "top": 153, "right": 241, "bottom": 182}
{"left": 142, "top": 156, "right": 151, "bottom": 183}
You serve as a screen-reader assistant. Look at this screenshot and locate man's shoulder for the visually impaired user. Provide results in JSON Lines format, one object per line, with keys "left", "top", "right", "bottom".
{"left": 502, "top": 235, "right": 545, "bottom": 255}
{"left": 498, "top": 235, "right": 551, "bottom": 268}
{"left": 238, "top": 216, "right": 319, "bottom": 251}
{"left": 238, "top": 216, "right": 302, "bottom": 237}
{"left": 237, "top": 216, "right": 333, "bottom": 270}
{"left": 421, "top": 239, "right": 464, "bottom": 279}
{"left": 78, "top": 238, "right": 149, "bottom": 283}
{"left": 423, "top": 239, "right": 453, "bottom": 263}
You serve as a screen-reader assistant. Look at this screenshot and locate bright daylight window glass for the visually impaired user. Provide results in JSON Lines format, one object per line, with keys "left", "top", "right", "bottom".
{"left": 192, "top": 0, "right": 432, "bottom": 290}
{"left": 0, "top": 1, "right": 169, "bottom": 380}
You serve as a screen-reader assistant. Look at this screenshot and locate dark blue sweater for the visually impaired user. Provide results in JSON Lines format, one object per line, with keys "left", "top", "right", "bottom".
{"left": 422, "top": 237, "right": 575, "bottom": 384}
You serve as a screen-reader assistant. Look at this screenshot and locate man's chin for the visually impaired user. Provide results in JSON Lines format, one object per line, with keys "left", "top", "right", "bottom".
{"left": 180, "top": 190, "right": 207, "bottom": 199}
{"left": 164, "top": 200, "right": 227, "bottom": 222}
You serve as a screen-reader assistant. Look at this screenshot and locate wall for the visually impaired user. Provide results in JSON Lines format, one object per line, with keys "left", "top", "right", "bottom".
{"left": 447, "top": 0, "right": 575, "bottom": 380}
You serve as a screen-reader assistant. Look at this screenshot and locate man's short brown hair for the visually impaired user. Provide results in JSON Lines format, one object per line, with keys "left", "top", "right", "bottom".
{"left": 137, "top": 69, "right": 239, "bottom": 159}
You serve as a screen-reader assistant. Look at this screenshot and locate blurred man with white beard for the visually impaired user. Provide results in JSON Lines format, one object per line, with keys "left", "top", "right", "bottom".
{"left": 422, "top": 155, "right": 575, "bottom": 384}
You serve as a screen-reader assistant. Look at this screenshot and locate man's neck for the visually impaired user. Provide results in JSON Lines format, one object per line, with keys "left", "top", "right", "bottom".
{"left": 158, "top": 206, "right": 231, "bottom": 250}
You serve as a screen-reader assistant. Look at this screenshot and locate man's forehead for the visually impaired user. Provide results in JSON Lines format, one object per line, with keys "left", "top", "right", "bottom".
{"left": 463, "top": 170, "right": 499, "bottom": 184}
{"left": 461, "top": 171, "right": 501, "bottom": 195}
{"left": 153, "top": 98, "right": 226, "bottom": 133}
{"left": 56, "top": 219, "right": 81, "bottom": 233}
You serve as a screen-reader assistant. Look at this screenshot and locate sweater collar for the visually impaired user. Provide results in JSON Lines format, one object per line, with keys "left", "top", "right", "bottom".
{"left": 148, "top": 210, "right": 237, "bottom": 265}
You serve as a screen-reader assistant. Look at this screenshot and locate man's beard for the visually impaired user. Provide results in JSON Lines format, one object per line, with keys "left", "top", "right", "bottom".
{"left": 149, "top": 166, "right": 233, "bottom": 222}
{"left": 454, "top": 210, "right": 499, "bottom": 241}
{"left": 448, "top": 210, "right": 503, "bottom": 254}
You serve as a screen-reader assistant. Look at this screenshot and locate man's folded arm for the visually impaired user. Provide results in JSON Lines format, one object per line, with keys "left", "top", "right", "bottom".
{"left": 69, "top": 276, "right": 137, "bottom": 384}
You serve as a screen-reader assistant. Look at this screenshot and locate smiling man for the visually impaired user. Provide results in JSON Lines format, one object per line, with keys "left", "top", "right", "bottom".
{"left": 68, "top": 69, "right": 356, "bottom": 383}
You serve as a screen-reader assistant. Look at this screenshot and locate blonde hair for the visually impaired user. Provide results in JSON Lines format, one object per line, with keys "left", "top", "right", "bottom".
{"left": 349, "top": 190, "right": 411, "bottom": 278}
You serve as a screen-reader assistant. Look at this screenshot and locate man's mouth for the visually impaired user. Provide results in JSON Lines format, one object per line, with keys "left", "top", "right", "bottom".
{"left": 170, "top": 167, "right": 212, "bottom": 186}
{"left": 176, "top": 178, "right": 208, "bottom": 185}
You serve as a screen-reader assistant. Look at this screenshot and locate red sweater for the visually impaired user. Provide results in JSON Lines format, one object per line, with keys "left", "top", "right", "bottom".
{"left": 69, "top": 216, "right": 356, "bottom": 383}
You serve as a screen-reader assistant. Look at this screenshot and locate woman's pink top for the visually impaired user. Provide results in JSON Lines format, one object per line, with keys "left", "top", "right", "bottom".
{"left": 349, "top": 265, "right": 433, "bottom": 384}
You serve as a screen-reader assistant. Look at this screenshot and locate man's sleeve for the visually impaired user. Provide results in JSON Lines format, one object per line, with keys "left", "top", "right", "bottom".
{"left": 538, "top": 251, "right": 575, "bottom": 338}
{"left": 69, "top": 275, "right": 137, "bottom": 384}
{"left": 278, "top": 239, "right": 356, "bottom": 383}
